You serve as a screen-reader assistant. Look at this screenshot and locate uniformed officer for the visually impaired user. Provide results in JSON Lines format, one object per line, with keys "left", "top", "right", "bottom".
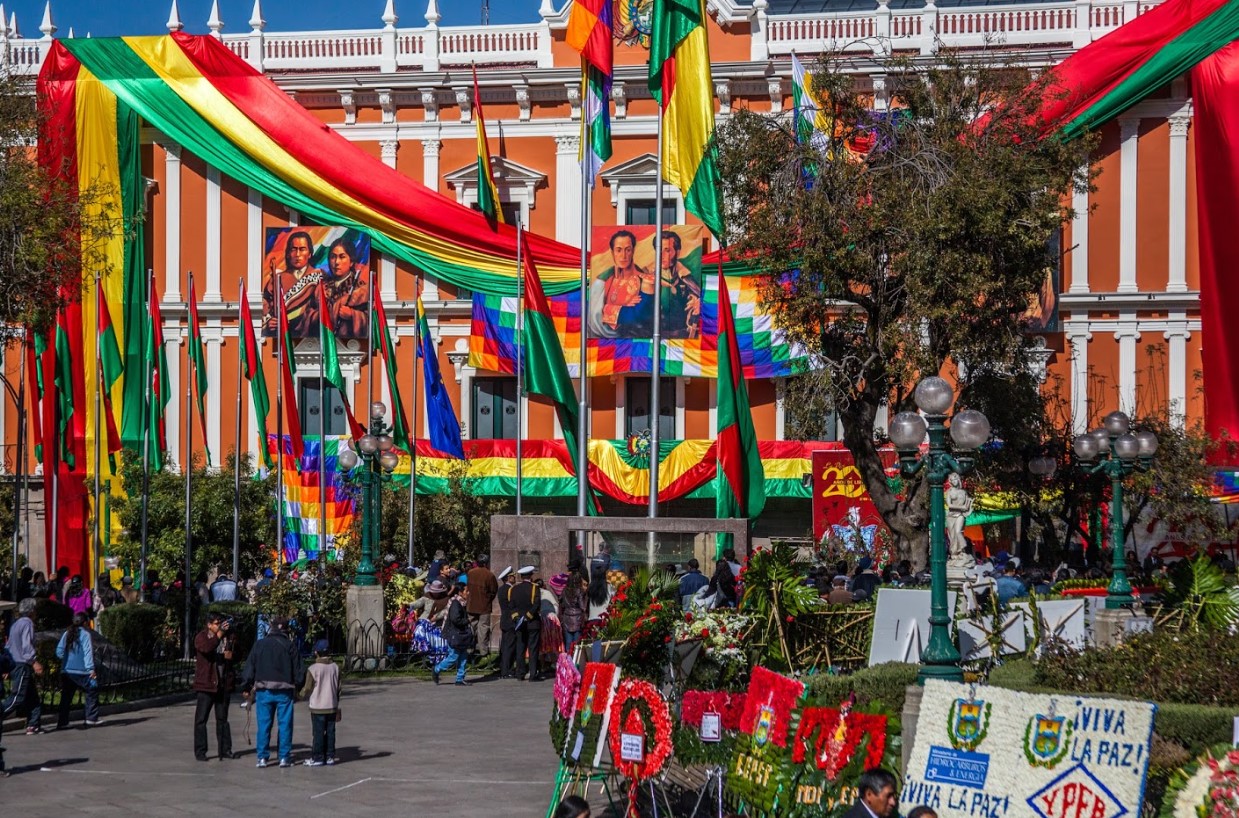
{"left": 506, "top": 566, "right": 543, "bottom": 681}
{"left": 496, "top": 567, "right": 518, "bottom": 678}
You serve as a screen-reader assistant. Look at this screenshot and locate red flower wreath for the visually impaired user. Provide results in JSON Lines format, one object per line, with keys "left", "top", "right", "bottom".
{"left": 791, "top": 705, "right": 888, "bottom": 779}
{"left": 607, "top": 679, "right": 674, "bottom": 782}
{"left": 681, "top": 690, "right": 749, "bottom": 732}
{"left": 739, "top": 666, "right": 805, "bottom": 749}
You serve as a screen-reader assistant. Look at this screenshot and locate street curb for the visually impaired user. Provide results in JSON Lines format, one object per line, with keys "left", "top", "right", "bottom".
{"left": 2, "top": 691, "right": 196, "bottom": 735}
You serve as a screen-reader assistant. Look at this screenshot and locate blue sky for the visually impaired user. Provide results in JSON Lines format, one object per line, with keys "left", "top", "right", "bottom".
{"left": 4, "top": 0, "right": 537, "bottom": 38}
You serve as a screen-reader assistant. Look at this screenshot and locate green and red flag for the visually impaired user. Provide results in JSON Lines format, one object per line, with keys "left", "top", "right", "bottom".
{"left": 186, "top": 273, "right": 212, "bottom": 467}
{"left": 370, "top": 294, "right": 410, "bottom": 452}
{"left": 146, "top": 273, "right": 171, "bottom": 471}
{"left": 28, "top": 328, "right": 45, "bottom": 462}
{"left": 276, "top": 276, "right": 305, "bottom": 465}
{"left": 472, "top": 64, "right": 505, "bottom": 225}
{"left": 566, "top": 0, "right": 613, "bottom": 183}
{"left": 96, "top": 284, "right": 124, "bottom": 472}
{"left": 239, "top": 285, "right": 274, "bottom": 470}
{"left": 715, "top": 271, "right": 765, "bottom": 548}
{"left": 53, "top": 308, "right": 76, "bottom": 470}
{"left": 316, "top": 280, "right": 366, "bottom": 440}
{"left": 520, "top": 232, "right": 599, "bottom": 513}
{"left": 648, "top": 0, "right": 725, "bottom": 239}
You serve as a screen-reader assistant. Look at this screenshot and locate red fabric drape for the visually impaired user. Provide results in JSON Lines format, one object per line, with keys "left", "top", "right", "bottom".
{"left": 1191, "top": 44, "right": 1239, "bottom": 447}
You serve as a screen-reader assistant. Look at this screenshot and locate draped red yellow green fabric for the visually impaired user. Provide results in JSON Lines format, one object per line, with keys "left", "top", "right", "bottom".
{"left": 41, "top": 34, "right": 582, "bottom": 296}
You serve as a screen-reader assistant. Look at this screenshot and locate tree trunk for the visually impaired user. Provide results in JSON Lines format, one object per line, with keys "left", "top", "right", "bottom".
{"left": 839, "top": 397, "right": 931, "bottom": 572}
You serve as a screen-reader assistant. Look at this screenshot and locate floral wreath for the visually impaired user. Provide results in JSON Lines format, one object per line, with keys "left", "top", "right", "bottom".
{"left": 739, "top": 666, "right": 806, "bottom": 749}
{"left": 607, "top": 678, "right": 674, "bottom": 783}
{"left": 554, "top": 653, "right": 581, "bottom": 720}
{"left": 1160, "top": 744, "right": 1239, "bottom": 818}
{"left": 792, "top": 702, "right": 888, "bottom": 780}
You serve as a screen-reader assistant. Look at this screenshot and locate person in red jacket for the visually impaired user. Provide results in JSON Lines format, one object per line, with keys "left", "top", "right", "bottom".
{"left": 191, "top": 612, "right": 237, "bottom": 761}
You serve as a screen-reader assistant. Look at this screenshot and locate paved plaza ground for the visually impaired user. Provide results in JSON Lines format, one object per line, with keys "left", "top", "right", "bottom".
{"left": 1, "top": 674, "right": 562, "bottom": 816}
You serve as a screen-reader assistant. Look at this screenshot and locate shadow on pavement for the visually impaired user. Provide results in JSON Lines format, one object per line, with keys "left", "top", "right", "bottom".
{"left": 332, "top": 747, "right": 393, "bottom": 764}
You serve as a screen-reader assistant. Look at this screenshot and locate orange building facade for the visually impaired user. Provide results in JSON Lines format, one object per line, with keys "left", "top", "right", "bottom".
{"left": 0, "top": 0, "right": 1199, "bottom": 508}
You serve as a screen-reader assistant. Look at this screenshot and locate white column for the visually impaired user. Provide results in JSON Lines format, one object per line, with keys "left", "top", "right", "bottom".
{"left": 419, "top": 138, "right": 441, "bottom": 303}
{"left": 1117, "top": 118, "right": 1140, "bottom": 294}
{"left": 1069, "top": 167, "right": 1089, "bottom": 293}
{"left": 554, "top": 134, "right": 582, "bottom": 246}
{"left": 675, "top": 377, "right": 686, "bottom": 438}
{"left": 1065, "top": 323, "right": 1092, "bottom": 434}
{"left": 165, "top": 331, "right": 182, "bottom": 471}
{"left": 708, "top": 379, "right": 717, "bottom": 437}
{"left": 1167, "top": 116, "right": 1190, "bottom": 293}
{"left": 247, "top": 189, "right": 263, "bottom": 300}
{"left": 205, "top": 326, "right": 222, "bottom": 467}
{"left": 614, "top": 378, "right": 625, "bottom": 439}
{"left": 205, "top": 166, "right": 222, "bottom": 302}
{"left": 1115, "top": 315, "right": 1140, "bottom": 415}
{"left": 380, "top": 140, "right": 400, "bottom": 303}
{"left": 774, "top": 378, "right": 786, "bottom": 440}
{"left": 1165, "top": 315, "right": 1190, "bottom": 425}
{"left": 164, "top": 144, "right": 183, "bottom": 301}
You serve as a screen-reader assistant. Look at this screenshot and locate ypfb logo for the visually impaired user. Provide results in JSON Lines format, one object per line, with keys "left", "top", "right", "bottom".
{"left": 948, "top": 698, "right": 992, "bottom": 752}
{"left": 754, "top": 704, "right": 775, "bottom": 748}
{"left": 1024, "top": 713, "right": 1073, "bottom": 769}
{"left": 1029, "top": 764, "right": 1127, "bottom": 818}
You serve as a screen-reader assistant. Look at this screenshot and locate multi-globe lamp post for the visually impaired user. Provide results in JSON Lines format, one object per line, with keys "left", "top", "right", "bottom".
{"left": 1071, "top": 411, "right": 1158, "bottom": 610}
{"left": 337, "top": 401, "right": 400, "bottom": 587}
{"left": 888, "top": 376, "right": 991, "bottom": 684}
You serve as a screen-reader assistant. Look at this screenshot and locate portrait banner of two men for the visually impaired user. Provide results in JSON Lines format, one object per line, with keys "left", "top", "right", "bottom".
{"left": 588, "top": 225, "right": 705, "bottom": 341}
{"left": 261, "top": 226, "right": 372, "bottom": 339}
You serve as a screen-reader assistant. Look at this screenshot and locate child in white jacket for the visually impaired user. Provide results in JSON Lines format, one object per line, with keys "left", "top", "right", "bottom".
{"left": 299, "top": 639, "right": 341, "bottom": 766}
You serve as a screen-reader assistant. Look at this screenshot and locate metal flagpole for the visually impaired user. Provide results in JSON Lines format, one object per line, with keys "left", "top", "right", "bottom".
{"left": 319, "top": 288, "right": 327, "bottom": 566}
{"left": 275, "top": 274, "right": 285, "bottom": 570}
{"left": 139, "top": 269, "right": 153, "bottom": 601}
{"left": 647, "top": 113, "right": 665, "bottom": 566}
{"left": 367, "top": 261, "right": 376, "bottom": 415}
{"left": 407, "top": 277, "right": 419, "bottom": 567}
{"left": 232, "top": 280, "right": 244, "bottom": 581}
{"left": 11, "top": 334, "right": 27, "bottom": 598}
{"left": 93, "top": 272, "right": 102, "bottom": 586}
{"left": 577, "top": 78, "right": 591, "bottom": 530}
{"left": 184, "top": 273, "right": 195, "bottom": 661}
{"left": 515, "top": 219, "right": 524, "bottom": 516}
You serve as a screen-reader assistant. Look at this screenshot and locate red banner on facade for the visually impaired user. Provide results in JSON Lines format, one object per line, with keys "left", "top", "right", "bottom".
{"left": 811, "top": 448, "right": 897, "bottom": 542}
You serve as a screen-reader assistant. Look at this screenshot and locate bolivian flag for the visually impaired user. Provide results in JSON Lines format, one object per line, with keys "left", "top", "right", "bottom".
{"left": 649, "top": 0, "right": 724, "bottom": 239}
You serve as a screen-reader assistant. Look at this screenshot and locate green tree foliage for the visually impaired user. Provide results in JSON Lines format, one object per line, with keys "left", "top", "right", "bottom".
{"left": 110, "top": 450, "right": 276, "bottom": 581}
{"left": 0, "top": 73, "right": 123, "bottom": 338}
{"left": 713, "top": 55, "right": 1094, "bottom": 566}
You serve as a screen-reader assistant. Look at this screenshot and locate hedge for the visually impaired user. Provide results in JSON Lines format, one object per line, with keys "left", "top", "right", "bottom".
{"left": 97, "top": 603, "right": 167, "bottom": 662}
{"left": 806, "top": 662, "right": 920, "bottom": 713}
{"left": 33, "top": 598, "right": 73, "bottom": 631}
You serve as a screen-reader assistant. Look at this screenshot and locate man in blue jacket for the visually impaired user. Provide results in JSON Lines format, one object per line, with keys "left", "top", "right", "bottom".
{"left": 239, "top": 617, "right": 305, "bottom": 768}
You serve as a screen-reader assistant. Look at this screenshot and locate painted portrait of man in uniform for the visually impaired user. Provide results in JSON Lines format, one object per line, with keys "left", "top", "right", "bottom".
{"left": 587, "top": 224, "right": 703, "bottom": 340}
{"left": 261, "top": 226, "right": 372, "bottom": 339}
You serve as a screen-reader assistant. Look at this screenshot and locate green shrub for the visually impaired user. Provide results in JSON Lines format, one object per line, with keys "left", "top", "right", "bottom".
{"left": 986, "top": 658, "right": 1040, "bottom": 692}
{"left": 1152, "top": 703, "right": 1236, "bottom": 756}
{"left": 201, "top": 601, "right": 259, "bottom": 665}
{"left": 97, "top": 603, "right": 167, "bottom": 662}
{"left": 807, "top": 662, "right": 919, "bottom": 714}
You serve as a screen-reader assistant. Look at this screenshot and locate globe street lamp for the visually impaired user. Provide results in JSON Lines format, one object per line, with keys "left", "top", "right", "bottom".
{"left": 889, "top": 376, "right": 991, "bottom": 685}
{"left": 1072, "top": 411, "right": 1158, "bottom": 609}
{"left": 338, "top": 401, "right": 398, "bottom": 587}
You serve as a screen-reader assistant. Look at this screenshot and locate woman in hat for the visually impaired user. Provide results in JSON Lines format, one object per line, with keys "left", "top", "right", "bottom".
{"left": 537, "top": 577, "right": 563, "bottom": 670}
{"left": 411, "top": 580, "right": 452, "bottom": 663}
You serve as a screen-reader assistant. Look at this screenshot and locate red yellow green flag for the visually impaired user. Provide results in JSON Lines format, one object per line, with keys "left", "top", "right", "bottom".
{"left": 648, "top": 0, "right": 725, "bottom": 239}
{"left": 472, "top": 64, "right": 505, "bottom": 225}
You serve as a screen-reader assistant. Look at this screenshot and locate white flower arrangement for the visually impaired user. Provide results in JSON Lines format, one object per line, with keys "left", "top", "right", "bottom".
{"left": 674, "top": 610, "right": 752, "bottom": 668}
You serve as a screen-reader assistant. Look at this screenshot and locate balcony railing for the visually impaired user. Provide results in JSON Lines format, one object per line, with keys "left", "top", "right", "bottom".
{"left": 0, "top": 0, "right": 1165, "bottom": 77}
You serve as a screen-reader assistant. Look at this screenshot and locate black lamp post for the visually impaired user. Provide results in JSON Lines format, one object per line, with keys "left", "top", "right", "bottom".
{"left": 1071, "top": 411, "right": 1158, "bottom": 609}
{"left": 338, "top": 401, "right": 400, "bottom": 587}
{"left": 889, "top": 376, "right": 991, "bottom": 685}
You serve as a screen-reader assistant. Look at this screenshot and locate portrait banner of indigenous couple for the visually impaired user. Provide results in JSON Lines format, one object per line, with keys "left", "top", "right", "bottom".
{"left": 588, "top": 225, "right": 704, "bottom": 341}
{"left": 261, "top": 226, "right": 372, "bottom": 339}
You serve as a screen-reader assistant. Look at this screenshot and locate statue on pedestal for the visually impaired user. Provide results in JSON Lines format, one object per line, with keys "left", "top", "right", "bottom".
{"left": 945, "top": 473, "right": 974, "bottom": 567}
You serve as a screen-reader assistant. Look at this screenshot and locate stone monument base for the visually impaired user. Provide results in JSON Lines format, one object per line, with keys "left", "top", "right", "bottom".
{"left": 1093, "top": 605, "right": 1152, "bottom": 647}
{"left": 346, "top": 584, "right": 386, "bottom": 668}
{"left": 946, "top": 558, "right": 974, "bottom": 590}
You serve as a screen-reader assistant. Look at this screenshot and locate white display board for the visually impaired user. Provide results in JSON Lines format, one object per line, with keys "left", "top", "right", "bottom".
{"left": 1011, "top": 599, "right": 1090, "bottom": 654}
{"left": 905, "top": 680, "right": 1156, "bottom": 818}
{"left": 958, "top": 611, "right": 1028, "bottom": 661}
{"left": 869, "top": 588, "right": 959, "bottom": 666}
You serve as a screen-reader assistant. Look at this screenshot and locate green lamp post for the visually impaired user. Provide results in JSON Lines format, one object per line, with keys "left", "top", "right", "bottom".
{"left": 889, "top": 376, "right": 991, "bottom": 685}
{"left": 1071, "top": 411, "right": 1158, "bottom": 609}
{"left": 337, "top": 401, "right": 400, "bottom": 587}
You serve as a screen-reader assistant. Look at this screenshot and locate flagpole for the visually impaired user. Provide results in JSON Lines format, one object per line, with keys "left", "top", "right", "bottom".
{"left": 233, "top": 280, "right": 244, "bottom": 581}
{"left": 11, "top": 334, "right": 27, "bottom": 598}
{"left": 50, "top": 435, "right": 58, "bottom": 578}
{"left": 275, "top": 274, "right": 285, "bottom": 570}
{"left": 93, "top": 272, "right": 102, "bottom": 587}
{"left": 407, "top": 279, "right": 419, "bottom": 567}
{"left": 367, "top": 260, "right": 375, "bottom": 416}
{"left": 515, "top": 219, "right": 524, "bottom": 517}
{"left": 184, "top": 273, "right": 195, "bottom": 662}
{"left": 319, "top": 288, "right": 327, "bottom": 564}
{"left": 140, "top": 269, "right": 153, "bottom": 602}
{"left": 577, "top": 65, "right": 591, "bottom": 528}
{"left": 648, "top": 112, "right": 665, "bottom": 566}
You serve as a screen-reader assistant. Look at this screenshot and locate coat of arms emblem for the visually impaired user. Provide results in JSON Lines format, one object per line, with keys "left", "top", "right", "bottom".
{"left": 754, "top": 704, "right": 775, "bottom": 748}
{"left": 1023, "top": 713, "right": 1073, "bottom": 769}
{"left": 947, "top": 698, "right": 992, "bottom": 751}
